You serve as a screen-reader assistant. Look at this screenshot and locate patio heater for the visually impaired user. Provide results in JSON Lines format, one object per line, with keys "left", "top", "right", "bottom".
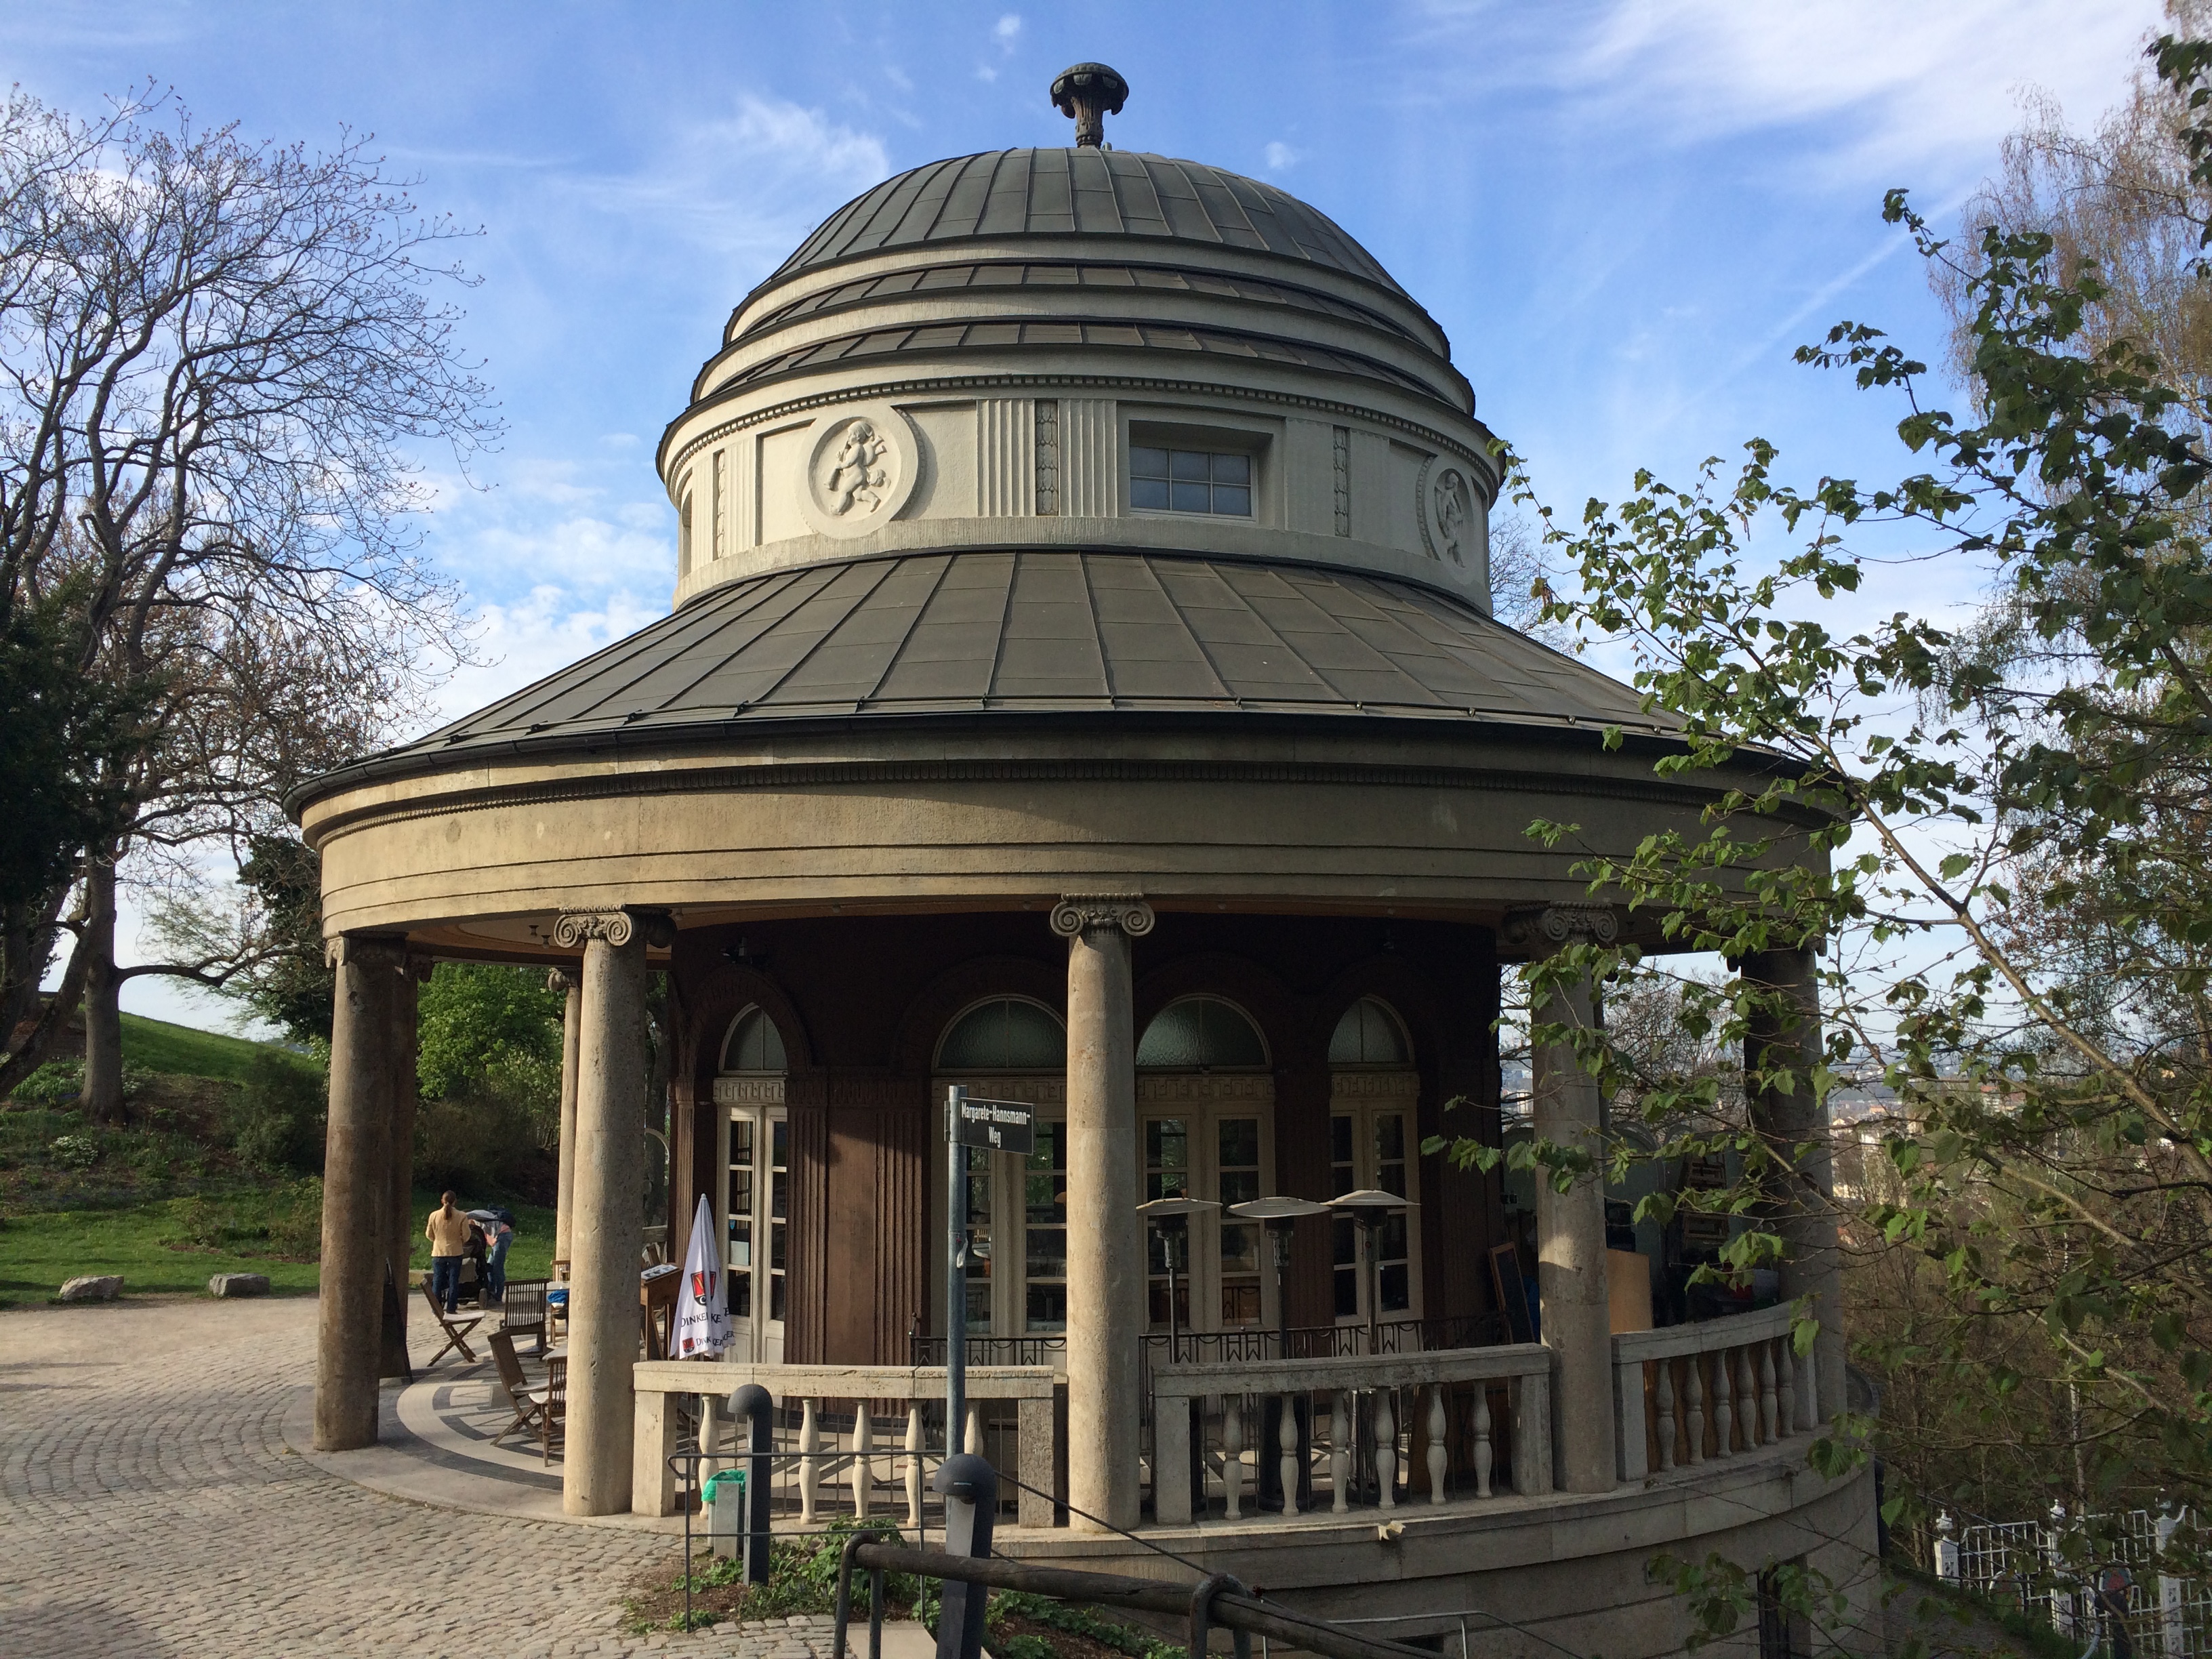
{"left": 1134, "top": 1195, "right": 1218, "bottom": 1364}
{"left": 1330, "top": 1187, "right": 1414, "bottom": 1507}
{"left": 1226, "top": 1195, "right": 1332, "bottom": 1360}
{"left": 1328, "top": 1188, "right": 1414, "bottom": 1356}
{"left": 1228, "top": 1195, "right": 1330, "bottom": 1514}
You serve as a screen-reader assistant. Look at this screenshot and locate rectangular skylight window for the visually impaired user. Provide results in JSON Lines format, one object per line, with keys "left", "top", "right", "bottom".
{"left": 1129, "top": 447, "right": 1251, "bottom": 516}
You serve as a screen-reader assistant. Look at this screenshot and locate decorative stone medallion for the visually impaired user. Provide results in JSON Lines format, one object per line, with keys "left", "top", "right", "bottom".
{"left": 796, "top": 402, "right": 920, "bottom": 539}
{"left": 1416, "top": 455, "right": 1477, "bottom": 567}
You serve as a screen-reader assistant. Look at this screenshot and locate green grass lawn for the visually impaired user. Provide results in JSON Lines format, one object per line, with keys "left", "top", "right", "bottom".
{"left": 117, "top": 1010, "right": 312, "bottom": 1084}
{"left": 0, "top": 1186, "right": 556, "bottom": 1306}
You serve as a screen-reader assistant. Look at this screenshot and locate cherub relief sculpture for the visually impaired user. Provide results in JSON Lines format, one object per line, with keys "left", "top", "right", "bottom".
{"left": 1432, "top": 467, "right": 1471, "bottom": 563}
{"left": 823, "top": 419, "right": 890, "bottom": 516}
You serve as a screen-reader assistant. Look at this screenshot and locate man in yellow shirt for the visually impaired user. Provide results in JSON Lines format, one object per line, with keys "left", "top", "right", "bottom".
{"left": 425, "top": 1191, "right": 476, "bottom": 1315}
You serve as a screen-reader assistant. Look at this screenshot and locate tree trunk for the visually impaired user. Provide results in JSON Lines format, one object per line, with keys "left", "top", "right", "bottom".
{"left": 0, "top": 896, "right": 91, "bottom": 1099}
{"left": 79, "top": 855, "right": 125, "bottom": 1123}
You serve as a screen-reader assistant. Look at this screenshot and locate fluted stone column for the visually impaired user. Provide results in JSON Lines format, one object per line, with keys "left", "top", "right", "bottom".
{"left": 1052, "top": 894, "right": 1153, "bottom": 1533}
{"left": 558, "top": 909, "right": 657, "bottom": 1517}
{"left": 550, "top": 968, "right": 582, "bottom": 1271}
{"left": 316, "top": 933, "right": 405, "bottom": 1451}
{"left": 1511, "top": 905, "right": 1617, "bottom": 1494}
{"left": 1745, "top": 945, "right": 1845, "bottom": 1426}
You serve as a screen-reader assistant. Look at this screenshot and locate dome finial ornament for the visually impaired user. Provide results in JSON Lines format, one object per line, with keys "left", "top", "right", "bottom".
{"left": 1050, "top": 62, "right": 1128, "bottom": 148}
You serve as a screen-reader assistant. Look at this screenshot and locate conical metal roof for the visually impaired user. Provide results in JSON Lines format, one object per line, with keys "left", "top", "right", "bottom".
{"left": 301, "top": 553, "right": 1670, "bottom": 804}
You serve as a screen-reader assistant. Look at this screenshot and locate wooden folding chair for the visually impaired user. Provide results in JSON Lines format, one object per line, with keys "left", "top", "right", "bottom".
{"left": 486, "top": 1330, "right": 548, "bottom": 1446}
{"left": 539, "top": 1355, "right": 567, "bottom": 1465}
{"left": 500, "top": 1277, "right": 549, "bottom": 1356}
{"left": 419, "top": 1277, "right": 483, "bottom": 1367}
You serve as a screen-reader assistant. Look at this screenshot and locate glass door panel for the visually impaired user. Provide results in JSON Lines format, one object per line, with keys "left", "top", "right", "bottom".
{"left": 1216, "top": 1117, "right": 1263, "bottom": 1326}
{"left": 1023, "top": 1121, "right": 1067, "bottom": 1332}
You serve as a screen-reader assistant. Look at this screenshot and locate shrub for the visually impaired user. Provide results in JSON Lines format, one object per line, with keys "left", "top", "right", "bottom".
{"left": 172, "top": 1195, "right": 233, "bottom": 1248}
{"left": 413, "top": 1091, "right": 542, "bottom": 1193}
{"left": 10, "top": 1060, "right": 81, "bottom": 1106}
{"left": 47, "top": 1132, "right": 98, "bottom": 1169}
{"left": 264, "top": 1177, "right": 323, "bottom": 1258}
{"left": 224, "top": 1052, "right": 326, "bottom": 1173}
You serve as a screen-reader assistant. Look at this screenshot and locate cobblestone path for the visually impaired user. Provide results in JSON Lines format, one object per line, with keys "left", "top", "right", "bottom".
{"left": 0, "top": 1297, "right": 838, "bottom": 1658}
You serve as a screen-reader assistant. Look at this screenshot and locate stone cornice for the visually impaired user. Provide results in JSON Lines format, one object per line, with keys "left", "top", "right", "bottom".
{"left": 306, "top": 754, "right": 1775, "bottom": 851}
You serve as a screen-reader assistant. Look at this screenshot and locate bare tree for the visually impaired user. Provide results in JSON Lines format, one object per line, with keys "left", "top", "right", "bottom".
{"left": 0, "top": 87, "right": 497, "bottom": 1110}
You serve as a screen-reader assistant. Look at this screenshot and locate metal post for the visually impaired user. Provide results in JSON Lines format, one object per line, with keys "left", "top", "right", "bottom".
{"left": 729, "top": 1382, "right": 774, "bottom": 1585}
{"left": 934, "top": 1452, "right": 998, "bottom": 1659}
{"left": 946, "top": 1086, "right": 969, "bottom": 1458}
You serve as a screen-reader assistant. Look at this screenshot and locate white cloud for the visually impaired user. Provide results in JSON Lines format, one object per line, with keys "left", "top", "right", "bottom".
{"left": 1416, "top": 0, "right": 2162, "bottom": 183}
{"left": 426, "top": 583, "right": 665, "bottom": 730}
{"left": 1592, "top": 0, "right": 2156, "bottom": 175}
{"left": 561, "top": 94, "right": 888, "bottom": 266}
{"left": 1263, "top": 140, "right": 1300, "bottom": 171}
{"left": 994, "top": 14, "right": 1023, "bottom": 47}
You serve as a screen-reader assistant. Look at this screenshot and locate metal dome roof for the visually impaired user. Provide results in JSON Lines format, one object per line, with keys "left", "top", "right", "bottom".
{"left": 758, "top": 149, "right": 1410, "bottom": 302}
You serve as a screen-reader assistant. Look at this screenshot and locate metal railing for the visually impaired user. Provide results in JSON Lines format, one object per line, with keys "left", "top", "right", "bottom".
{"left": 908, "top": 1313, "right": 1504, "bottom": 1371}
{"left": 830, "top": 1538, "right": 1442, "bottom": 1659}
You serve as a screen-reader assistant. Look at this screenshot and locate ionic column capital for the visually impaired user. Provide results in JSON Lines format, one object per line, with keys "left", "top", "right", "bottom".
{"left": 1049, "top": 894, "right": 1155, "bottom": 939}
{"left": 1503, "top": 905, "right": 1618, "bottom": 951}
{"left": 327, "top": 933, "right": 409, "bottom": 974}
{"left": 547, "top": 967, "right": 581, "bottom": 995}
{"left": 552, "top": 907, "right": 676, "bottom": 951}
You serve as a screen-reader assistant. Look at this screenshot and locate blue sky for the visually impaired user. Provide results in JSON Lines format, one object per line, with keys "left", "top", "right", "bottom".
{"left": 2, "top": 0, "right": 2164, "bottom": 1027}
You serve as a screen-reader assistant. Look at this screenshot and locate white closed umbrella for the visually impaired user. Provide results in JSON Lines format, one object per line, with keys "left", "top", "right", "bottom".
{"left": 673, "top": 1193, "right": 734, "bottom": 1359}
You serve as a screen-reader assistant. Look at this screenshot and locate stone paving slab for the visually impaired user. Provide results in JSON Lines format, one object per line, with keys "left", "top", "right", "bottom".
{"left": 0, "top": 1296, "right": 871, "bottom": 1658}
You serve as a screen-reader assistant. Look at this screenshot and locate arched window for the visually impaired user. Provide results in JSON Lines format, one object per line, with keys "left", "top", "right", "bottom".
{"left": 720, "top": 1006, "right": 787, "bottom": 1073}
{"left": 1328, "top": 997, "right": 1411, "bottom": 1066}
{"left": 1136, "top": 996, "right": 1268, "bottom": 1069}
{"left": 678, "top": 487, "right": 695, "bottom": 575}
{"left": 937, "top": 998, "right": 1066, "bottom": 1071}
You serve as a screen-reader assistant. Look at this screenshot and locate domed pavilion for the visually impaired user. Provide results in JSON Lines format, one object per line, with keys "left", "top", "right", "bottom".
{"left": 295, "top": 68, "right": 1874, "bottom": 1656}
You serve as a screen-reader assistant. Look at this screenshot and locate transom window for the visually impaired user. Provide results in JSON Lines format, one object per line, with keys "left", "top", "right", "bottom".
{"left": 721, "top": 1006, "right": 787, "bottom": 1073}
{"left": 938, "top": 998, "right": 1065, "bottom": 1071}
{"left": 1137, "top": 996, "right": 1268, "bottom": 1069}
{"left": 1328, "top": 998, "right": 1411, "bottom": 1066}
{"left": 1130, "top": 447, "right": 1251, "bottom": 516}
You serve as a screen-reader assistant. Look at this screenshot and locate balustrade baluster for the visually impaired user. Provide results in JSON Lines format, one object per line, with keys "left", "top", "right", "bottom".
{"left": 1685, "top": 1359, "right": 1705, "bottom": 1466}
{"left": 1712, "top": 1350, "right": 1734, "bottom": 1457}
{"left": 799, "top": 1397, "right": 821, "bottom": 1523}
{"left": 1757, "top": 1345, "right": 1778, "bottom": 1443}
{"left": 1223, "top": 1395, "right": 1245, "bottom": 1521}
{"left": 905, "top": 1403, "right": 924, "bottom": 1528}
{"left": 851, "top": 1403, "right": 873, "bottom": 1517}
{"left": 1725, "top": 1349, "right": 1746, "bottom": 1449}
{"left": 1427, "top": 1385, "right": 1448, "bottom": 1505}
{"left": 1374, "top": 1389, "right": 1397, "bottom": 1511}
{"left": 1330, "top": 1391, "right": 1351, "bottom": 1514}
{"left": 1472, "top": 1387, "right": 1493, "bottom": 1498}
{"left": 1279, "top": 1393, "right": 1300, "bottom": 1516}
{"left": 1775, "top": 1339, "right": 1795, "bottom": 1438}
{"left": 1656, "top": 1360, "right": 1676, "bottom": 1473}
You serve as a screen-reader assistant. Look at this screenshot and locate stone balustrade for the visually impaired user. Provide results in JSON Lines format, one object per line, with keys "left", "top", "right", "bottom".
{"left": 1611, "top": 1304, "right": 1812, "bottom": 1483}
{"left": 1148, "top": 1343, "right": 1554, "bottom": 1525}
{"left": 629, "top": 1361, "right": 1063, "bottom": 1525}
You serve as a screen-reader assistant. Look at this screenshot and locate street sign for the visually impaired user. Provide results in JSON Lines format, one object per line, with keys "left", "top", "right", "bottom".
{"left": 949, "top": 1093, "right": 1034, "bottom": 1155}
